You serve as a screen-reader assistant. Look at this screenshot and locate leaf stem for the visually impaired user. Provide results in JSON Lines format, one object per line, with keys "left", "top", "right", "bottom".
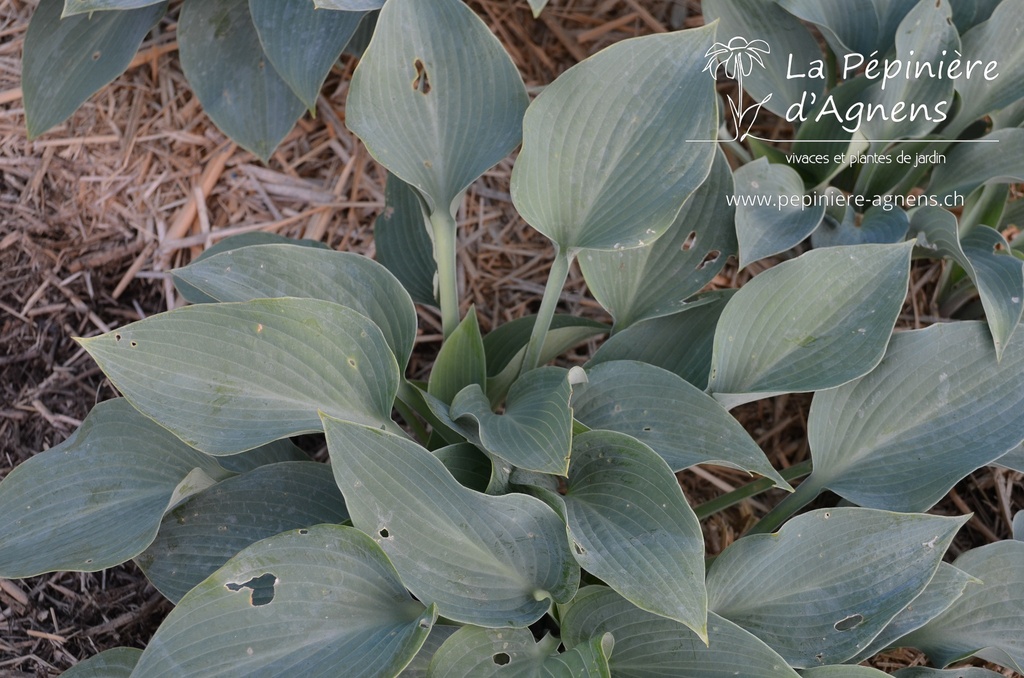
{"left": 744, "top": 470, "right": 825, "bottom": 535}
{"left": 430, "top": 210, "right": 461, "bottom": 339}
{"left": 520, "top": 251, "right": 571, "bottom": 375}
{"left": 693, "top": 460, "right": 813, "bottom": 521}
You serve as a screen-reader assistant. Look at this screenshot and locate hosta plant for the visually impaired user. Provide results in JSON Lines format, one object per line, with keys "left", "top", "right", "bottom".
{"left": 4, "top": 0, "right": 1024, "bottom": 675}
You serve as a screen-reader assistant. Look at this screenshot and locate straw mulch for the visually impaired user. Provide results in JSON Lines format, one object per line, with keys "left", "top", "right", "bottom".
{"left": 0, "top": 0, "right": 1019, "bottom": 675}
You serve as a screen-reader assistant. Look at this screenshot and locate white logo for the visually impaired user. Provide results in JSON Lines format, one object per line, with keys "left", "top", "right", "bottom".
{"left": 703, "top": 36, "right": 773, "bottom": 142}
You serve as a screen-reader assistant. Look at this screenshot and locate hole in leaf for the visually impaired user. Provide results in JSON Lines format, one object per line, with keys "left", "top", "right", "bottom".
{"left": 226, "top": 573, "right": 277, "bottom": 606}
{"left": 378, "top": 528, "right": 390, "bottom": 539}
{"left": 833, "top": 614, "right": 864, "bottom": 631}
{"left": 573, "top": 541, "right": 586, "bottom": 555}
{"left": 114, "top": 333, "right": 121, "bottom": 342}
{"left": 413, "top": 59, "right": 431, "bottom": 94}
{"left": 91, "top": 51, "right": 101, "bottom": 61}
{"left": 298, "top": 529, "right": 308, "bottom": 535}
{"left": 642, "top": 426, "right": 652, "bottom": 432}
{"left": 493, "top": 653, "right": 511, "bottom": 666}
{"left": 815, "top": 653, "right": 824, "bottom": 663}
{"left": 697, "top": 250, "right": 721, "bottom": 270}
{"left": 348, "top": 358, "right": 358, "bottom": 368}
{"left": 418, "top": 618, "right": 431, "bottom": 629}
{"left": 130, "top": 341, "right": 138, "bottom": 348}
{"left": 681, "top": 231, "right": 697, "bottom": 251}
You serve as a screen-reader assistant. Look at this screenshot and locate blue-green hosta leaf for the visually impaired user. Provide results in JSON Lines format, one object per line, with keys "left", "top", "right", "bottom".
{"left": 930, "top": 129, "right": 1024, "bottom": 201}
{"left": 450, "top": 367, "right": 574, "bottom": 475}
{"left": 572, "top": 361, "right": 788, "bottom": 487}
{"left": 429, "top": 310, "right": 486, "bottom": 405}
{"left": 321, "top": 416, "right": 579, "bottom": 627}
{"left": 910, "top": 207, "right": 1023, "bottom": 359}
{"left": 79, "top": 298, "right": 399, "bottom": 454}
{"left": 799, "top": 668, "right": 889, "bottom": 678}
{"left": 702, "top": 0, "right": 824, "bottom": 119}
{"left": 429, "top": 627, "right": 613, "bottom": 678}
{"left": 776, "top": 0, "right": 881, "bottom": 56}
{"left": 510, "top": 25, "right": 717, "bottom": 254}
{"left": 806, "top": 321, "right": 1024, "bottom": 511}
{"left": 579, "top": 147, "right": 736, "bottom": 329}
{"left": 136, "top": 462, "right": 348, "bottom": 603}
{"left": 811, "top": 204, "right": 909, "bottom": 249}
{"left": 527, "top": 0, "right": 549, "bottom": 17}
{"left": 23, "top": 0, "right": 167, "bottom": 138}
{"left": 560, "top": 430, "right": 707, "bottom": 639}
{"left": 848, "top": 563, "right": 978, "bottom": 663}
{"left": 62, "top": 648, "right": 141, "bottom": 677}
{"left": 706, "top": 508, "right": 966, "bottom": 668}
{"left": 951, "top": 0, "right": 1024, "bottom": 128}
{"left": 173, "top": 244, "right": 418, "bottom": 371}
{"left": 248, "top": 0, "right": 363, "bottom": 110}
{"left": 315, "top": 0, "right": 384, "bottom": 10}
{"left": 894, "top": 668, "right": 1007, "bottom": 678}
{"left": 733, "top": 158, "right": 825, "bottom": 268}
{"left": 131, "top": 525, "right": 436, "bottom": 677}
{"left": 346, "top": 0, "right": 526, "bottom": 216}
{"left": 172, "top": 232, "right": 329, "bottom": 305}
{"left": 398, "top": 626, "right": 459, "bottom": 678}
{"left": 997, "top": 443, "right": 1024, "bottom": 472}
{"left": 375, "top": 174, "right": 437, "bottom": 307}
{"left": 860, "top": 0, "right": 959, "bottom": 143}
{"left": 62, "top": 0, "right": 163, "bottom": 15}
{"left": 1015, "top": 509, "right": 1024, "bottom": 539}
{"left": 178, "top": 0, "right": 304, "bottom": 161}
{"left": 559, "top": 586, "right": 800, "bottom": 678}
{"left": 484, "top": 315, "right": 609, "bottom": 380}
{"left": 432, "top": 443, "right": 493, "bottom": 494}
{"left": 0, "top": 400, "right": 225, "bottom": 578}
{"left": 900, "top": 540, "right": 1024, "bottom": 673}
{"left": 216, "top": 438, "right": 310, "bottom": 474}
{"left": 708, "top": 241, "right": 913, "bottom": 409}
{"left": 588, "top": 291, "right": 733, "bottom": 390}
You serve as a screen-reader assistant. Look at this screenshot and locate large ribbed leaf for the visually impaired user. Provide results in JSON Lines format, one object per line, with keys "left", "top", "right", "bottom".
{"left": 173, "top": 244, "right": 418, "bottom": 371}
{"left": 708, "top": 242, "right": 913, "bottom": 409}
{"left": 131, "top": 525, "right": 436, "bottom": 677}
{"left": 63, "top": 0, "right": 163, "bottom": 14}
{"left": 776, "top": 0, "right": 881, "bottom": 55}
{"left": 322, "top": 416, "right": 579, "bottom": 627}
{"left": 805, "top": 322, "right": 1024, "bottom": 511}
{"left": 900, "top": 540, "right": 1024, "bottom": 673}
{"left": 929, "top": 129, "right": 1024, "bottom": 201}
{"left": 951, "top": 0, "right": 1024, "bottom": 128}
{"left": 559, "top": 431, "right": 707, "bottom": 639}
{"left": 398, "top": 626, "right": 459, "bottom": 678}
{"left": 0, "top": 400, "right": 225, "bottom": 578}
{"left": 579, "top": 148, "right": 736, "bottom": 329}
{"left": 510, "top": 25, "right": 717, "bottom": 254}
{"left": 910, "top": 207, "right": 1023, "bottom": 359}
{"left": 484, "top": 316, "right": 609, "bottom": 380}
{"left": 572, "top": 361, "right": 787, "bottom": 486}
{"left": 375, "top": 174, "right": 437, "bottom": 306}
{"left": 707, "top": 508, "right": 966, "bottom": 667}
{"left": 559, "top": 586, "right": 800, "bottom": 678}
{"left": 811, "top": 204, "right": 909, "bottom": 249}
{"left": 847, "top": 562, "right": 977, "bottom": 663}
{"left": 315, "top": 0, "right": 384, "bottom": 11}
{"left": 62, "top": 648, "right": 141, "bottom": 677}
{"left": 429, "top": 627, "right": 613, "bottom": 678}
{"left": 136, "top": 462, "right": 348, "bottom": 603}
{"left": 702, "top": 0, "right": 824, "bottom": 118}
{"left": 178, "top": 0, "right": 304, "bottom": 161}
{"left": 23, "top": 0, "right": 166, "bottom": 138}
{"left": 450, "top": 367, "right": 574, "bottom": 475}
{"left": 248, "top": 0, "right": 364, "bottom": 110}
{"left": 216, "top": 438, "right": 309, "bottom": 473}
{"left": 860, "top": 0, "right": 958, "bottom": 142}
{"left": 429, "top": 310, "right": 486, "bottom": 405}
{"left": 79, "top": 298, "right": 399, "bottom": 454}
{"left": 733, "top": 158, "right": 825, "bottom": 269}
{"left": 346, "top": 0, "right": 526, "bottom": 216}
{"left": 894, "top": 669, "right": 1006, "bottom": 678}
{"left": 587, "top": 291, "right": 733, "bottom": 390}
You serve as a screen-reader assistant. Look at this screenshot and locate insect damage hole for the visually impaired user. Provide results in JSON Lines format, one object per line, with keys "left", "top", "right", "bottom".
{"left": 697, "top": 250, "right": 721, "bottom": 270}
{"left": 378, "top": 528, "right": 390, "bottom": 539}
{"left": 833, "top": 614, "right": 864, "bottom": 631}
{"left": 492, "top": 652, "right": 511, "bottom": 666}
{"left": 225, "top": 573, "right": 277, "bottom": 606}
{"left": 413, "top": 59, "right": 431, "bottom": 94}
{"left": 681, "top": 231, "right": 697, "bottom": 251}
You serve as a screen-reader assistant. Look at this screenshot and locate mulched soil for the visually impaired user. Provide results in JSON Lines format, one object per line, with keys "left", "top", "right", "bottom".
{"left": 0, "top": 0, "right": 1020, "bottom": 675}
